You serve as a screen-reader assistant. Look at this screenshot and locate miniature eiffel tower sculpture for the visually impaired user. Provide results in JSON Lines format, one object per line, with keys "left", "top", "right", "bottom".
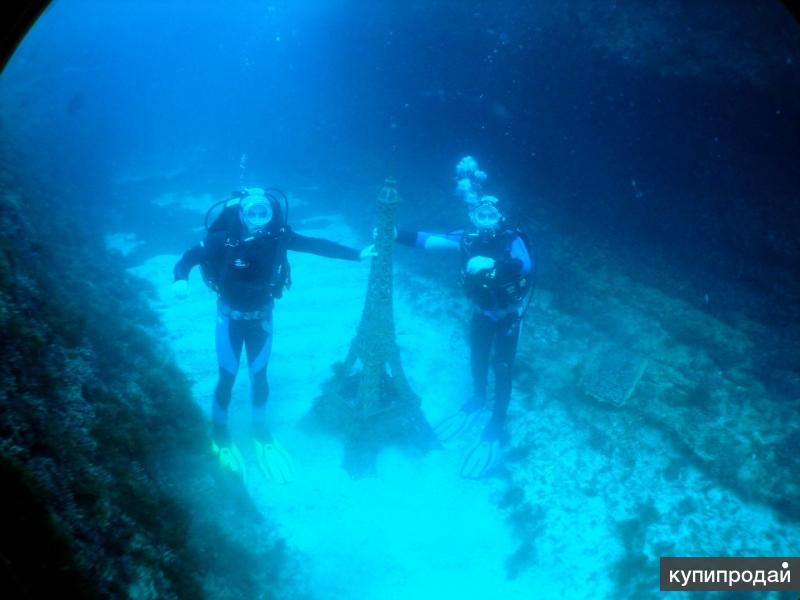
{"left": 308, "top": 178, "right": 436, "bottom": 476}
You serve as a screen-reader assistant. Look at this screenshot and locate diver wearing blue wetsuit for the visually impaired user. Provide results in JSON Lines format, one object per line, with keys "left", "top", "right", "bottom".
{"left": 173, "top": 188, "right": 372, "bottom": 482}
{"left": 396, "top": 198, "right": 533, "bottom": 445}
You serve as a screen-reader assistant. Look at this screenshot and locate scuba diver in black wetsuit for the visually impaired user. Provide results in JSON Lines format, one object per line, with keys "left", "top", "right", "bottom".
{"left": 173, "top": 187, "right": 375, "bottom": 483}
{"left": 395, "top": 157, "right": 534, "bottom": 479}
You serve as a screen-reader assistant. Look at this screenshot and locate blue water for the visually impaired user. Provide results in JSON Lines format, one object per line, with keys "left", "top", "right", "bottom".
{"left": 2, "top": 1, "right": 799, "bottom": 598}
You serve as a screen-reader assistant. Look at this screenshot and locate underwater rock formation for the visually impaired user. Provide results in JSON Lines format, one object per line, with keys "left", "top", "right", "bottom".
{"left": 0, "top": 176, "right": 301, "bottom": 599}
{"left": 555, "top": 0, "right": 799, "bottom": 89}
{"left": 494, "top": 229, "right": 799, "bottom": 591}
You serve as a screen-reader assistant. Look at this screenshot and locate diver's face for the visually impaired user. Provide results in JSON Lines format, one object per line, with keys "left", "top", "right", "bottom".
{"left": 470, "top": 203, "right": 501, "bottom": 231}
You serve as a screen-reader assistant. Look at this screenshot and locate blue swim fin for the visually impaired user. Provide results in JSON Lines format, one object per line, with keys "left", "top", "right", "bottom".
{"left": 434, "top": 408, "right": 487, "bottom": 443}
{"left": 255, "top": 439, "right": 296, "bottom": 484}
{"left": 459, "top": 439, "right": 500, "bottom": 479}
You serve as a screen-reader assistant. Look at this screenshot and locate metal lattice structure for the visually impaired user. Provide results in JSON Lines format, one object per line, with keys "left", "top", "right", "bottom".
{"left": 579, "top": 343, "right": 648, "bottom": 407}
{"left": 308, "top": 178, "right": 435, "bottom": 475}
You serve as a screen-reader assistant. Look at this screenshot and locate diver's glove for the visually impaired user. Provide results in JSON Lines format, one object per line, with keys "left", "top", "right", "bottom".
{"left": 466, "top": 255, "right": 496, "bottom": 275}
{"left": 359, "top": 244, "right": 378, "bottom": 260}
{"left": 173, "top": 279, "right": 189, "bottom": 299}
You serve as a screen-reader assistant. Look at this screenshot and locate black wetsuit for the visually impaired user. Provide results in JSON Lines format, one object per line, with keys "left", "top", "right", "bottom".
{"left": 174, "top": 219, "right": 360, "bottom": 444}
{"left": 397, "top": 226, "right": 534, "bottom": 439}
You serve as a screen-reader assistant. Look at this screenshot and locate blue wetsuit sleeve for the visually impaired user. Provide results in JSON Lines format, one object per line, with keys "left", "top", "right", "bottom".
{"left": 396, "top": 229, "right": 462, "bottom": 252}
{"left": 286, "top": 227, "right": 361, "bottom": 261}
{"left": 174, "top": 243, "right": 206, "bottom": 281}
{"left": 512, "top": 236, "right": 533, "bottom": 274}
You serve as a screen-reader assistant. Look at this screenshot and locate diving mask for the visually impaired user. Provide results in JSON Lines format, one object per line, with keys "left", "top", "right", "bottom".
{"left": 241, "top": 191, "right": 273, "bottom": 230}
{"left": 470, "top": 196, "right": 502, "bottom": 230}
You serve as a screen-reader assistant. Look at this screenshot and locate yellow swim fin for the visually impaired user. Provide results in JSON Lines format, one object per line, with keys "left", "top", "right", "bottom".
{"left": 212, "top": 441, "right": 248, "bottom": 485}
{"left": 255, "top": 439, "right": 296, "bottom": 484}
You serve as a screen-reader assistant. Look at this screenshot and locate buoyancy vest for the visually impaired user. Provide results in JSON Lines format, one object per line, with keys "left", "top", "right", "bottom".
{"left": 200, "top": 197, "right": 292, "bottom": 300}
{"left": 460, "top": 226, "right": 533, "bottom": 310}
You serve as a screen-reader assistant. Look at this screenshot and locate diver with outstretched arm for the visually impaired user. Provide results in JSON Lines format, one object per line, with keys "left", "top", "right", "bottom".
{"left": 173, "top": 187, "right": 375, "bottom": 484}
{"left": 394, "top": 157, "right": 534, "bottom": 478}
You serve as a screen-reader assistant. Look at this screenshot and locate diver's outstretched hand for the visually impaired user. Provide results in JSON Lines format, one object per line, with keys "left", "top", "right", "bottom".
{"left": 359, "top": 244, "right": 378, "bottom": 260}
{"left": 172, "top": 279, "right": 189, "bottom": 299}
{"left": 466, "top": 255, "right": 495, "bottom": 275}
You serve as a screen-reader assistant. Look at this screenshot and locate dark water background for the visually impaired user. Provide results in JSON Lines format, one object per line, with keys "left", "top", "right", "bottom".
{"left": 4, "top": 0, "right": 799, "bottom": 332}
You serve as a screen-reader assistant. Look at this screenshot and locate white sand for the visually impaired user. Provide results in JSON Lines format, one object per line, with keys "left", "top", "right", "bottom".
{"left": 105, "top": 231, "right": 144, "bottom": 256}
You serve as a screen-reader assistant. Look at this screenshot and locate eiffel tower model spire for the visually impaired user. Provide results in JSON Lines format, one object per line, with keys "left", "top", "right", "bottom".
{"left": 307, "top": 178, "right": 436, "bottom": 476}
